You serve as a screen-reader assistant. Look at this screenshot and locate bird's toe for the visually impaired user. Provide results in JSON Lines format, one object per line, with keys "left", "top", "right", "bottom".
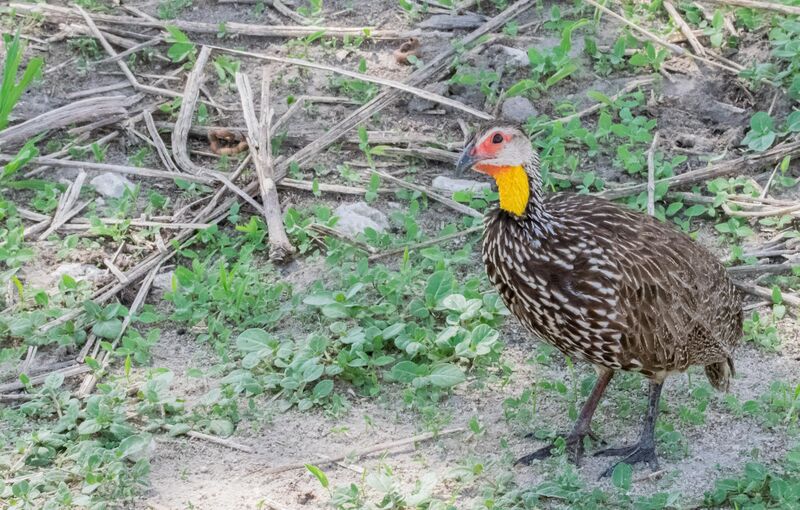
{"left": 597, "top": 445, "right": 659, "bottom": 479}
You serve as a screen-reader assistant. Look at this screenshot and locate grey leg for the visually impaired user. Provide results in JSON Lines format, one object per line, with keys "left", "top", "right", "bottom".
{"left": 517, "top": 369, "right": 614, "bottom": 466}
{"left": 595, "top": 380, "right": 662, "bottom": 477}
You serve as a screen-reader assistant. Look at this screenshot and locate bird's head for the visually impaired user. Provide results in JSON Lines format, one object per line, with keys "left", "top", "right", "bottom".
{"left": 456, "top": 125, "right": 537, "bottom": 217}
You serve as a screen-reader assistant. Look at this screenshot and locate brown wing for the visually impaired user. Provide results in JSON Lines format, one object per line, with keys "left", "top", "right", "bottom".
{"left": 549, "top": 193, "right": 742, "bottom": 377}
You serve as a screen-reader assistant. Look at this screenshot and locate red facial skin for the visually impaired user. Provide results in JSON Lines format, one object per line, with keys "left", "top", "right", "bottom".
{"left": 470, "top": 131, "right": 511, "bottom": 176}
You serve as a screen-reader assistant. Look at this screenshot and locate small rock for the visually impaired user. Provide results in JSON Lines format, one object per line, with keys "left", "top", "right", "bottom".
{"left": 152, "top": 271, "right": 175, "bottom": 291}
{"left": 52, "top": 263, "right": 106, "bottom": 284}
{"left": 432, "top": 176, "right": 490, "bottom": 194}
{"left": 492, "top": 45, "right": 528, "bottom": 69}
{"left": 417, "top": 13, "right": 487, "bottom": 30}
{"left": 501, "top": 96, "right": 538, "bottom": 124}
{"left": 408, "top": 82, "right": 449, "bottom": 113}
{"left": 334, "top": 202, "right": 389, "bottom": 236}
{"left": 91, "top": 173, "right": 135, "bottom": 198}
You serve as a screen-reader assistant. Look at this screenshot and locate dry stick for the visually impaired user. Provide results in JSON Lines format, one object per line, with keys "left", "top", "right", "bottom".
{"left": 0, "top": 364, "right": 91, "bottom": 393}
{"left": 235, "top": 69, "right": 295, "bottom": 261}
{"left": 728, "top": 263, "right": 797, "bottom": 276}
{"left": 75, "top": 6, "right": 183, "bottom": 101}
{"left": 77, "top": 260, "right": 163, "bottom": 397}
{"left": 0, "top": 155, "right": 216, "bottom": 184}
{"left": 375, "top": 170, "right": 482, "bottom": 219}
{"left": 369, "top": 225, "right": 484, "bottom": 261}
{"left": 66, "top": 81, "right": 132, "bottom": 99}
{"left": 646, "top": 132, "right": 659, "bottom": 217}
{"left": 61, "top": 218, "right": 213, "bottom": 230}
{"left": 255, "top": 427, "right": 465, "bottom": 476}
{"left": 598, "top": 140, "right": 800, "bottom": 200}
{"left": 143, "top": 111, "right": 181, "bottom": 173}
{"left": 584, "top": 0, "right": 740, "bottom": 75}
{"left": 534, "top": 77, "right": 655, "bottom": 128}
{"left": 93, "top": 36, "right": 163, "bottom": 67}
{"left": 734, "top": 282, "right": 800, "bottom": 310}
{"left": 276, "top": 0, "right": 534, "bottom": 178}
{"left": 172, "top": 45, "right": 212, "bottom": 176}
{"left": 208, "top": 45, "right": 494, "bottom": 121}
{"left": 700, "top": 0, "right": 800, "bottom": 16}
{"left": 160, "top": 424, "right": 255, "bottom": 453}
{"left": 10, "top": 3, "right": 408, "bottom": 39}
{"left": 722, "top": 202, "right": 800, "bottom": 218}
{"left": 0, "top": 96, "right": 128, "bottom": 149}
{"left": 664, "top": 0, "right": 705, "bottom": 56}
{"left": 38, "top": 171, "right": 87, "bottom": 240}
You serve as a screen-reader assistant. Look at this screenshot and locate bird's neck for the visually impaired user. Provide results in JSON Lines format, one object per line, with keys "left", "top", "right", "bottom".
{"left": 519, "top": 160, "right": 556, "bottom": 237}
{"left": 484, "top": 158, "right": 555, "bottom": 235}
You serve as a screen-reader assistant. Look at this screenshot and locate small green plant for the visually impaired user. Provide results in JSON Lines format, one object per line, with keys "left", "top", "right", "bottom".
{"left": 1, "top": 30, "right": 44, "bottom": 130}
{"left": 157, "top": 0, "right": 192, "bottom": 20}
{"left": 297, "top": 0, "right": 323, "bottom": 20}
{"left": 213, "top": 55, "right": 241, "bottom": 90}
{"left": 164, "top": 25, "right": 197, "bottom": 65}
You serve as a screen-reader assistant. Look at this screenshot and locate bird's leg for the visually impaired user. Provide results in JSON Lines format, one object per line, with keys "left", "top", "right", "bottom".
{"left": 596, "top": 380, "right": 663, "bottom": 478}
{"left": 517, "top": 369, "right": 613, "bottom": 466}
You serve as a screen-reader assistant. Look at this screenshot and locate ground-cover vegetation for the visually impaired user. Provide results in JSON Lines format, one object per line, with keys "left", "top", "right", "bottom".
{"left": 0, "top": 0, "right": 799, "bottom": 508}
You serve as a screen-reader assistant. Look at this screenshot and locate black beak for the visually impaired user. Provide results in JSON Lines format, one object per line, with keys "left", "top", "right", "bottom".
{"left": 455, "top": 139, "right": 478, "bottom": 176}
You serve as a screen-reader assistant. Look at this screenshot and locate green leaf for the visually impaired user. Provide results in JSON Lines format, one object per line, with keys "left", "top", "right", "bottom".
{"left": 78, "top": 419, "right": 102, "bottom": 435}
{"left": 586, "top": 90, "right": 613, "bottom": 106}
{"left": 168, "top": 424, "right": 191, "bottom": 437}
{"left": 428, "top": 363, "right": 465, "bottom": 388}
{"left": 771, "top": 286, "right": 783, "bottom": 305}
{"left": 235, "top": 329, "right": 273, "bottom": 352}
{"left": 742, "top": 112, "right": 776, "bottom": 151}
{"left": 611, "top": 462, "right": 632, "bottom": 490}
{"left": 208, "top": 419, "right": 234, "bottom": 437}
{"left": 312, "top": 379, "right": 333, "bottom": 399}
{"left": 787, "top": 111, "right": 800, "bottom": 132}
{"left": 390, "top": 361, "right": 425, "bottom": 383}
{"left": 505, "top": 79, "right": 537, "bottom": 97}
{"left": 684, "top": 204, "right": 707, "bottom": 217}
{"left": 92, "top": 319, "right": 123, "bottom": 340}
{"left": 305, "top": 464, "right": 329, "bottom": 488}
{"left": 117, "top": 433, "right": 152, "bottom": 459}
{"left": 425, "top": 270, "right": 454, "bottom": 306}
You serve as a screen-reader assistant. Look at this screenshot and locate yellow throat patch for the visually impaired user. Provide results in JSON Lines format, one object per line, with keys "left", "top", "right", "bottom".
{"left": 476, "top": 164, "right": 530, "bottom": 216}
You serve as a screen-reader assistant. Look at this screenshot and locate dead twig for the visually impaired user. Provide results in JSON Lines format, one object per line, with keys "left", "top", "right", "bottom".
{"left": 235, "top": 69, "right": 295, "bottom": 261}
{"left": 734, "top": 282, "right": 800, "bottom": 311}
{"left": 0, "top": 96, "right": 127, "bottom": 149}
{"left": 208, "top": 45, "right": 493, "bottom": 121}
{"left": 700, "top": 0, "right": 800, "bottom": 16}
{"left": 369, "top": 225, "right": 484, "bottom": 261}
{"left": 253, "top": 427, "right": 465, "bottom": 476}
{"left": 598, "top": 140, "right": 800, "bottom": 200}
{"left": 664, "top": 0, "right": 705, "bottom": 56}
{"left": 375, "top": 170, "right": 482, "bottom": 218}
{"left": 0, "top": 155, "right": 216, "bottom": 185}
{"left": 171, "top": 45, "right": 212, "bottom": 176}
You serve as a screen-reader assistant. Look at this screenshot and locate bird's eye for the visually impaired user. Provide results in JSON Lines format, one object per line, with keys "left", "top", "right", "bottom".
{"left": 491, "top": 133, "right": 503, "bottom": 144}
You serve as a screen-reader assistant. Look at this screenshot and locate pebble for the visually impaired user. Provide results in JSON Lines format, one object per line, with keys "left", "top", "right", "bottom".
{"left": 432, "top": 176, "right": 490, "bottom": 194}
{"left": 334, "top": 202, "right": 389, "bottom": 236}
{"left": 90, "top": 173, "right": 136, "bottom": 198}
{"left": 501, "top": 96, "right": 538, "bottom": 124}
{"left": 492, "top": 45, "right": 529, "bottom": 69}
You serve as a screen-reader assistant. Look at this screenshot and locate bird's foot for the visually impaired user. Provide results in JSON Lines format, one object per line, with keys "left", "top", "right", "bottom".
{"left": 595, "top": 442, "right": 659, "bottom": 478}
{"left": 516, "top": 430, "right": 602, "bottom": 466}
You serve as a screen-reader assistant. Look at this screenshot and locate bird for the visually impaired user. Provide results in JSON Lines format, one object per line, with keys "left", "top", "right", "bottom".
{"left": 455, "top": 125, "right": 742, "bottom": 476}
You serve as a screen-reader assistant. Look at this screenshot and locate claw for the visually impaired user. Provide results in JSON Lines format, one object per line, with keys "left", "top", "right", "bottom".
{"left": 596, "top": 443, "right": 659, "bottom": 479}
{"left": 516, "top": 430, "right": 602, "bottom": 467}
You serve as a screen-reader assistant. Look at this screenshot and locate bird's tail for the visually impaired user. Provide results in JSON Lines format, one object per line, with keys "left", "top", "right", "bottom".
{"left": 705, "top": 356, "right": 735, "bottom": 392}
